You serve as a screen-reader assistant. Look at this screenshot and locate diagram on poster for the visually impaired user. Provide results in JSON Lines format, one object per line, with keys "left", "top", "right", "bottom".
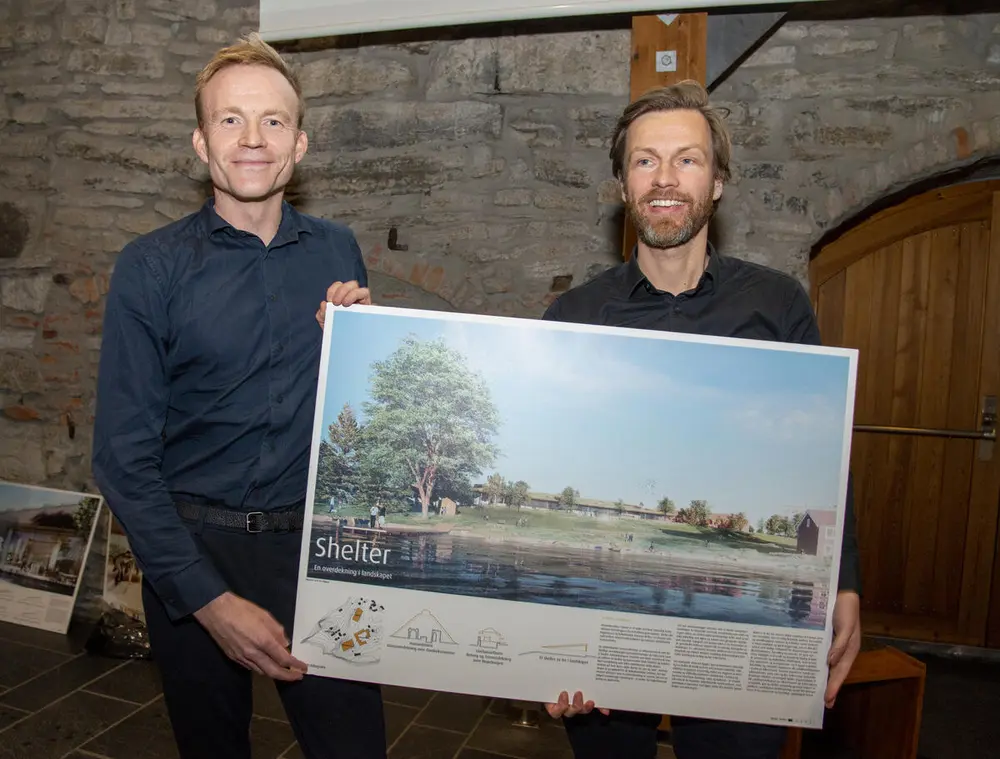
{"left": 291, "top": 304, "right": 858, "bottom": 729}
{"left": 520, "top": 642, "right": 594, "bottom": 659}
{"left": 301, "top": 595, "right": 385, "bottom": 664}
{"left": 0, "top": 480, "right": 103, "bottom": 634}
{"left": 390, "top": 609, "right": 457, "bottom": 646}
{"left": 474, "top": 627, "right": 505, "bottom": 650}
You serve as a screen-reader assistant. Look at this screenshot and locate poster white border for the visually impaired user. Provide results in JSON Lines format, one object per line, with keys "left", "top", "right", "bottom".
{"left": 292, "top": 303, "right": 858, "bottom": 728}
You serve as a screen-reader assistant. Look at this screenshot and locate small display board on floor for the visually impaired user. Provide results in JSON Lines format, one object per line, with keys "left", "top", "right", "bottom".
{"left": 0, "top": 480, "right": 103, "bottom": 634}
{"left": 102, "top": 515, "right": 146, "bottom": 624}
{"left": 291, "top": 304, "right": 858, "bottom": 729}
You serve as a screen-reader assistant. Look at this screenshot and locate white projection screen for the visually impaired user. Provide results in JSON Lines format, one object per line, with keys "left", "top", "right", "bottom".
{"left": 259, "top": 0, "right": 824, "bottom": 42}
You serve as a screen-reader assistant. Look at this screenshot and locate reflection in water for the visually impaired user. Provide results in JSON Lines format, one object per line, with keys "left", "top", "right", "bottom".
{"left": 787, "top": 582, "right": 826, "bottom": 628}
{"left": 309, "top": 530, "right": 829, "bottom": 630}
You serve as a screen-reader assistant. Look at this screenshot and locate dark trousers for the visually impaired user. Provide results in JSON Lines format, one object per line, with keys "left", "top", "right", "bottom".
{"left": 142, "top": 518, "right": 386, "bottom": 759}
{"left": 564, "top": 710, "right": 787, "bottom": 759}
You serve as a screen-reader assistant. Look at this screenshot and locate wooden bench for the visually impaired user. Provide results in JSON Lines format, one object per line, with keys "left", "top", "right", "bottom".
{"left": 659, "top": 646, "right": 926, "bottom": 759}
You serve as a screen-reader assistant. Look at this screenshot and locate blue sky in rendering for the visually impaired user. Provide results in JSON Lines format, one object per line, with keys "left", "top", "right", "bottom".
{"left": 321, "top": 308, "right": 853, "bottom": 522}
{"left": 0, "top": 482, "right": 87, "bottom": 515}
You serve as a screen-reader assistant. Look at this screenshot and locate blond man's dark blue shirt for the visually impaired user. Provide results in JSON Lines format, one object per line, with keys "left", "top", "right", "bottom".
{"left": 92, "top": 199, "right": 367, "bottom": 621}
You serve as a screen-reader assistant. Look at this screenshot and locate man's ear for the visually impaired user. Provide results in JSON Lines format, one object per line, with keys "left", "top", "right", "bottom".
{"left": 294, "top": 128, "right": 308, "bottom": 164}
{"left": 193, "top": 127, "right": 208, "bottom": 164}
{"left": 713, "top": 177, "right": 723, "bottom": 202}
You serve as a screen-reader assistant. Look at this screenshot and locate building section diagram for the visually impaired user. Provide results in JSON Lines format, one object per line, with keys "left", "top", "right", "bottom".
{"left": 390, "top": 609, "right": 457, "bottom": 646}
{"left": 518, "top": 641, "right": 596, "bottom": 660}
{"left": 475, "top": 627, "right": 506, "bottom": 650}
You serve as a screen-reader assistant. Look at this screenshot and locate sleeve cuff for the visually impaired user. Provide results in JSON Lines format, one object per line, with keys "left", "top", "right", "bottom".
{"left": 150, "top": 556, "right": 230, "bottom": 621}
{"left": 837, "top": 555, "right": 862, "bottom": 596}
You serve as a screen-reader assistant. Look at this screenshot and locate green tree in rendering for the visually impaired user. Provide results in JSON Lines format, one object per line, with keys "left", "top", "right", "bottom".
{"left": 509, "top": 480, "right": 531, "bottom": 510}
{"left": 688, "top": 499, "right": 710, "bottom": 526}
{"left": 317, "top": 403, "right": 363, "bottom": 504}
{"left": 362, "top": 336, "right": 500, "bottom": 518}
{"left": 353, "top": 429, "right": 411, "bottom": 512}
{"left": 657, "top": 496, "right": 676, "bottom": 518}
{"left": 557, "top": 486, "right": 579, "bottom": 509}
{"left": 434, "top": 469, "right": 477, "bottom": 507}
{"left": 789, "top": 511, "right": 804, "bottom": 536}
{"left": 484, "top": 472, "right": 506, "bottom": 504}
{"left": 728, "top": 512, "right": 749, "bottom": 533}
{"left": 765, "top": 514, "right": 790, "bottom": 535}
{"left": 73, "top": 496, "right": 100, "bottom": 534}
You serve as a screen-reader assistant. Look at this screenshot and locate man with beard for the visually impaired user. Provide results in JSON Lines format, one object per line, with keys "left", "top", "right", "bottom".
{"left": 540, "top": 81, "right": 862, "bottom": 759}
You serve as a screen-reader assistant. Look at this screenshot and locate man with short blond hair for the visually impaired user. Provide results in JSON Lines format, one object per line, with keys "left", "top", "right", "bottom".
{"left": 542, "top": 80, "right": 863, "bottom": 759}
{"left": 93, "top": 33, "right": 385, "bottom": 759}
{"left": 193, "top": 32, "right": 307, "bottom": 130}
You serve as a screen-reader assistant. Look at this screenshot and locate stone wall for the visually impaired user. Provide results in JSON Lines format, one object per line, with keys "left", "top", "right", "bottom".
{"left": 1, "top": 1, "right": 1000, "bottom": 620}
{"left": 713, "top": 10, "right": 1000, "bottom": 275}
{"left": 285, "top": 21, "right": 633, "bottom": 316}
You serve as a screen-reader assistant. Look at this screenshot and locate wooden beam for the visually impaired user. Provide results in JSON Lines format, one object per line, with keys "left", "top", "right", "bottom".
{"left": 630, "top": 13, "right": 708, "bottom": 100}
{"left": 623, "top": 13, "right": 708, "bottom": 260}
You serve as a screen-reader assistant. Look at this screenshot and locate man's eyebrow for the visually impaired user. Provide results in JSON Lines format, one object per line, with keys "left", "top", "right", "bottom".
{"left": 260, "top": 108, "right": 293, "bottom": 120}
{"left": 675, "top": 143, "right": 708, "bottom": 154}
{"left": 628, "top": 144, "right": 707, "bottom": 158}
{"left": 208, "top": 107, "right": 294, "bottom": 120}
{"left": 628, "top": 146, "right": 661, "bottom": 159}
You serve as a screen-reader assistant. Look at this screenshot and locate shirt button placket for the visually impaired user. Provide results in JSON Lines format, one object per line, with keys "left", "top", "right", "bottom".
{"left": 263, "top": 257, "right": 280, "bottom": 465}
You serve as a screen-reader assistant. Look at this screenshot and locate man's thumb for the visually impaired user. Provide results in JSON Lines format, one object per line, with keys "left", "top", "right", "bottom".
{"left": 827, "top": 638, "right": 845, "bottom": 666}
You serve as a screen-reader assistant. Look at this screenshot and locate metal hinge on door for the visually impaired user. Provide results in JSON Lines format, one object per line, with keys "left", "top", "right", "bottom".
{"left": 979, "top": 395, "right": 996, "bottom": 461}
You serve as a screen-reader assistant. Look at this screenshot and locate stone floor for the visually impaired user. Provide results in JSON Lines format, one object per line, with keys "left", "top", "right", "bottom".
{"left": 2, "top": 618, "right": 999, "bottom": 759}
{"left": 0, "top": 619, "right": 675, "bottom": 759}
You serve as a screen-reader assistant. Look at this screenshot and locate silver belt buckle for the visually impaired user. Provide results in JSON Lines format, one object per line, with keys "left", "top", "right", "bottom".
{"left": 246, "top": 511, "right": 264, "bottom": 533}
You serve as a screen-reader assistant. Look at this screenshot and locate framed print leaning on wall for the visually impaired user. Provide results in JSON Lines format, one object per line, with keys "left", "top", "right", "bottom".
{"left": 0, "top": 481, "right": 103, "bottom": 634}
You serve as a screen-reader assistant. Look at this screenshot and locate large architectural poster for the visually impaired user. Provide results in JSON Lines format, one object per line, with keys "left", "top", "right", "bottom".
{"left": 0, "top": 481, "right": 103, "bottom": 634}
{"left": 291, "top": 305, "right": 858, "bottom": 728}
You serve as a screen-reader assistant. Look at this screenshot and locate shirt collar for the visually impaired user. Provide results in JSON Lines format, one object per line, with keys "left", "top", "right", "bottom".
{"left": 200, "top": 197, "right": 308, "bottom": 247}
{"left": 625, "top": 240, "right": 721, "bottom": 298}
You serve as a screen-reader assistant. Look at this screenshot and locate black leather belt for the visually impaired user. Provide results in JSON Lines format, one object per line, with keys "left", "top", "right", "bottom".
{"left": 175, "top": 501, "right": 305, "bottom": 533}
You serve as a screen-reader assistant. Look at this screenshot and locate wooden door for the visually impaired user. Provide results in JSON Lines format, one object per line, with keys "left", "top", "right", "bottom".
{"left": 810, "top": 181, "right": 1000, "bottom": 647}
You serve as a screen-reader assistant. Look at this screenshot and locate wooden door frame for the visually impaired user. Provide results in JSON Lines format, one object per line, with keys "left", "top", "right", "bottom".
{"left": 810, "top": 180, "right": 1000, "bottom": 302}
{"left": 987, "top": 193, "right": 1000, "bottom": 650}
{"left": 809, "top": 180, "right": 1000, "bottom": 647}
